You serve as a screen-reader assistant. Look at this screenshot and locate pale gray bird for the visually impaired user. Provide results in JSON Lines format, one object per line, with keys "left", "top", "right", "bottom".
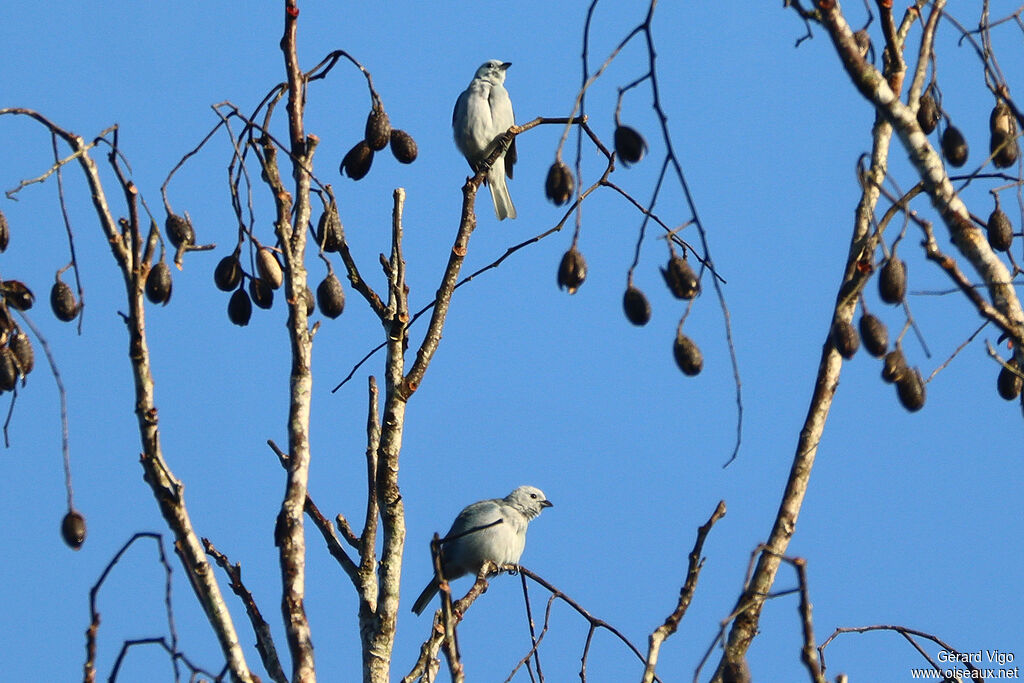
{"left": 453, "top": 59, "right": 518, "bottom": 220}
{"left": 411, "top": 485, "right": 552, "bottom": 615}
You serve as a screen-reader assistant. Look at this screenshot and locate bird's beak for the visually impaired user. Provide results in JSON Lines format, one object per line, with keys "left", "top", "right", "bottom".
{"left": 541, "top": 499, "right": 553, "bottom": 508}
{"left": 500, "top": 62, "right": 512, "bottom": 71}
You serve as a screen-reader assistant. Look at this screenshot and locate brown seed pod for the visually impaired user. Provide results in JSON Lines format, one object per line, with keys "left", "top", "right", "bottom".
{"left": 249, "top": 278, "right": 274, "bottom": 310}
{"left": 316, "top": 273, "right": 346, "bottom": 319}
{"left": 0, "top": 209, "right": 8, "bottom": 252}
{"left": 987, "top": 207, "right": 1014, "bottom": 252}
{"left": 895, "top": 366, "right": 926, "bottom": 412}
{"left": 340, "top": 140, "right": 374, "bottom": 180}
{"left": 214, "top": 253, "right": 243, "bottom": 291}
{"left": 991, "top": 130, "right": 1019, "bottom": 169}
{"left": 623, "top": 285, "right": 651, "bottom": 326}
{"left": 830, "top": 320, "right": 859, "bottom": 359}
{"left": 228, "top": 288, "right": 253, "bottom": 326}
{"left": 917, "top": 93, "right": 940, "bottom": 134}
{"left": 2, "top": 280, "right": 35, "bottom": 311}
{"left": 0, "top": 347, "right": 17, "bottom": 391}
{"left": 299, "top": 285, "right": 315, "bottom": 316}
{"left": 316, "top": 206, "right": 343, "bottom": 253}
{"left": 389, "top": 129, "right": 418, "bottom": 164}
{"left": 545, "top": 161, "right": 574, "bottom": 206}
{"left": 9, "top": 332, "right": 33, "bottom": 378}
{"left": 990, "top": 100, "right": 1014, "bottom": 135}
{"left": 673, "top": 332, "right": 703, "bottom": 377}
{"left": 661, "top": 255, "right": 700, "bottom": 300}
{"left": 858, "top": 313, "right": 889, "bottom": 358}
{"left": 145, "top": 261, "right": 173, "bottom": 305}
{"left": 50, "top": 279, "right": 78, "bottom": 322}
{"left": 941, "top": 125, "right": 968, "bottom": 167}
{"left": 364, "top": 105, "right": 391, "bottom": 151}
{"left": 614, "top": 125, "right": 647, "bottom": 167}
{"left": 256, "top": 248, "right": 283, "bottom": 290}
{"left": 557, "top": 246, "right": 587, "bottom": 294}
{"left": 878, "top": 256, "right": 906, "bottom": 305}
{"left": 997, "top": 361, "right": 1023, "bottom": 401}
{"left": 165, "top": 212, "right": 195, "bottom": 248}
{"left": 61, "top": 510, "right": 86, "bottom": 550}
{"left": 882, "top": 348, "right": 907, "bottom": 384}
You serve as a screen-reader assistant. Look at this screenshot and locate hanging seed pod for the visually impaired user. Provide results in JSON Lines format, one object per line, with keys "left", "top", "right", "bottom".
{"left": 557, "top": 246, "right": 587, "bottom": 294}
{"left": 316, "top": 272, "right": 346, "bottom": 319}
{"left": 858, "top": 313, "right": 888, "bottom": 358}
{"left": 882, "top": 348, "right": 907, "bottom": 384}
{"left": 895, "top": 366, "right": 926, "bottom": 412}
{"left": 878, "top": 256, "right": 906, "bottom": 305}
{"left": 661, "top": 255, "right": 700, "bottom": 300}
{"left": 614, "top": 125, "right": 647, "bottom": 167}
{"left": 9, "top": 332, "right": 33, "bottom": 377}
{"left": 316, "top": 206, "right": 343, "bottom": 253}
{"left": 990, "top": 130, "right": 1019, "bottom": 169}
{"left": 165, "top": 212, "right": 195, "bottom": 248}
{"left": 2, "top": 280, "right": 34, "bottom": 311}
{"left": 50, "top": 279, "right": 78, "bottom": 322}
{"left": 299, "top": 285, "right": 315, "bottom": 317}
{"left": 623, "top": 285, "right": 651, "bottom": 326}
{"left": 997, "top": 361, "right": 1023, "bottom": 401}
{"left": 389, "top": 129, "right": 418, "bottom": 164}
{"left": 0, "top": 209, "right": 8, "bottom": 252}
{"left": 917, "top": 93, "right": 940, "bottom": 134}
{"left": 256, "top": 248, "right": 283, "bottom": 290}
{"left": 228, "top": 288, "right": 253, "bottom": 326}
{"left": 987, "top": 206, "right": 1014, "bottom": 252}
{"left": 214, "top": 253, "right": 243, "bottom": 291}
{"left": 545, "top": 161, "right": 574, "bottom": 206}
{"left": 0, "top": 347, "right": 16, "bottom": 391}
{"left": 673, "top": 332, "right": 703, "bottom": 376}
{"left": 61, "top": 510, "right": 86, "bottom": 550}
{"left": 340, "top": 140, "right": 374, "bottom": 180}
{"left": 145, "top": 261, "right": 173, "bottom": 305}
{"left": 941, "top": 125, "right": 968, "bottom": 167}
{"left": 991, "top": 100, "right": 1014, "bottom": 135}
{"left": 249, "top": 278, "right": 274, "bottom": 309}
{"left": 830, "top": 320, "right": 859, "bottom": 359}
{"left": 364, "top": 105, "right": 391, "bottom": 151}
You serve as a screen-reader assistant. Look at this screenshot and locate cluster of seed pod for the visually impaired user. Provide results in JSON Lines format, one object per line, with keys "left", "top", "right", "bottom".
{"left": 920, "top": 88, "right": 1021, "bottom": 171}
{"left": 340, "top": 102, "right": 418, "bottom": 180}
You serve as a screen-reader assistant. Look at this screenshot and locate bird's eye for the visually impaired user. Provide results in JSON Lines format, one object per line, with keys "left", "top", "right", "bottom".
{"left": 530, "top": 493, "right": 537, "bottom": 499}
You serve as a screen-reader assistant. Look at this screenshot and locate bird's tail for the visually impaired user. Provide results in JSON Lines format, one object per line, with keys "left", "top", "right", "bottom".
{"left": 411, "top": 577, "right": 441, "bottom": 615}
{"left": 487, "top": 164, "right": 516, "bottom": 221}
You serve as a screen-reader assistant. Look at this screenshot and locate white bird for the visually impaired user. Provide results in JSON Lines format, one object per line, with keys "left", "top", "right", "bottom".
{"left": 453, "top": 59, "right": 518, "bottom": 221}
{"left": 411, "top": 485, "right": 552, "bottom": 615}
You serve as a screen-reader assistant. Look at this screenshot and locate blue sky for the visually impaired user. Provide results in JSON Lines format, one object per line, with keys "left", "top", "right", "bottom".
{"left": 1, "top": 1, "right": 1022, "bottom": 681}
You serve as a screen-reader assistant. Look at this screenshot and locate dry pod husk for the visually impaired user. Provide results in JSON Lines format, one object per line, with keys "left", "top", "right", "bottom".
{"left": 316, "top": 273, "right": 345, "bottom": 319}
{"left": 878, "top": 256, "right": 907, "bottom": 305}
{"left": 2, "top": 280, "right": 34, "bottom": 311}
{"left": 214, "top": 253, "right": 243, "bottom": 291}
{"left": 987, "top": 207, "right": 1014, "bottom": 252}
{"left": 0, "top": 209, "right": 8, "bottom": 252}
{"left": 673, "top": 332, "right": 703, "bottom": 376}
{"left": 9, "top": 332, "right": 33, "bottom": 377}
{"left": 249, "top": 278, "right": 274, "bottom": 310}
{"left": 997, "top": 361, "right": 1023, "bottom": 401}
{"left": 941, "top": 125, "right": 968, "bottom": 167}
{"left": 882, "top": 348, "right": 907, "bottom": 384}
{"left": 0, "top": 347, "right": 17, "bottom": 391}
{"left": 256, "top": 247, "right": 283, "bottom": 290}
{"left": 61, "top": 510, "right": 86, "bottom": 550}
{"left": 364, "top": 105, "right": 391, "bottom": 151}
{"left": 557, "top": 246, "right": 587, "bottom": 294}
{"left": 165, "top": 212, "right": 195, "bottom": 248}
{"left": 895, "top": 366, "right": 926, "bottom": 412}
{"left": 991, "top": 130, "right": 1019, "bottom": 169}
{"left": 661, "top": 255, "right": 700, "bottom": 300}
{"left": 50, "top": 279, "right": 78, "bottom": 322}
{"left": 228, "top": 288, "right": 252, "bottom": 326}
{"left": 917, "top": 93, "right": 940, "bottom": 134}
{"left": 623, "top": 285, "right": 651, "bottom": 326}
{"left": 614, "top": 125, "right": 647, "bottom": 167}
{"left": 316, "top": 206, "right": 343, "bottom": 253}
{"left": 858, "top": 313, "right": 888, "bottom": 358}
{"left": 830, "top": 320, "right": 859, "bottom": 359}
{"left": 545, "top": 161, "right": 574, "bottom": 206}
{"left": 341, "top": 140, "right": 374, "bottom": 180}
{"left": 300, "top": 285, "right": 315, "bottom": 316}
{"left": 389, "top": 129, "right": 418, "bottom": 164}
{"left": 145, "top": 261, "right": 173, "bottom": 305}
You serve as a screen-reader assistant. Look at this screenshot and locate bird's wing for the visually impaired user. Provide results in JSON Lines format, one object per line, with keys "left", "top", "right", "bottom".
{"left": 447, "top": 499, "right": 503, "bottom": 538}
{"left": 489, "top": 85, "right": 516, "bottom": 179}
